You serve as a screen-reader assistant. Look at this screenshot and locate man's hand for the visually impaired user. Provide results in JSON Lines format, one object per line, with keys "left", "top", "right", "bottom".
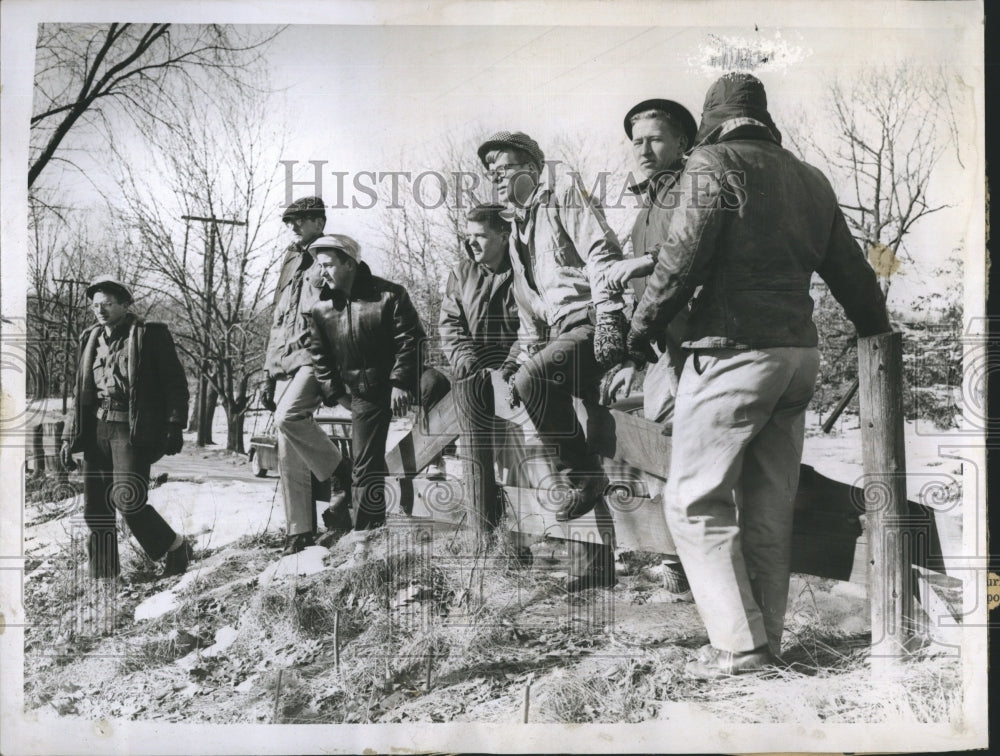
{"left": 602, "top": 361, "right": 637, "bottom": 405}
{"left": 163, "top": 425, "right": 184, "bottom": 456}
{"left": 260, "top": 377, "right": 277, "bottom": 412}
{"left": 626, "top": 328, "right": 658, "bottom": 369}
{"left": 59, "top": 440, "right": 74, "bottom": 469}
{"left": 605, "top": 257, "right": 654, "bottom": 294}
{"left": 506, "top": 370, "right": 523, "bottom": 409}
{"left": 391, "top": 386, "right": 415, "bottom": 418}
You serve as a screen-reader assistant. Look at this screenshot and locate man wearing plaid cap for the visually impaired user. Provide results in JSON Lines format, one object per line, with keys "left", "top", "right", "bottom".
{"left": 262, "top": 196, "right": 352, "bottom": 555}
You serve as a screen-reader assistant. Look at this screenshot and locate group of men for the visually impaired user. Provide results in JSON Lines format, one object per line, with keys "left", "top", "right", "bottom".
{"left": 63, "top": 72, "right": 890, "bottom": 678}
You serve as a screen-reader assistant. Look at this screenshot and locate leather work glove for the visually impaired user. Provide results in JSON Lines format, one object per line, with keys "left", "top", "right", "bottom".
{"left": 506, "top": 370, "right": 523, "bottom": 409}
{"left": 593, "top": 309, "right": 628, "bottom": 371}
{"left": 163, "top": 425, "right": 184, "bottom": 456}
{"left": 260, "top": 377, "right": 277, "bottom": 412}
{"left": 626, "top": 327, "right": 658, "bottom": 370}
{"left": 391, "top": 386, "right": 415, "bottom": 418}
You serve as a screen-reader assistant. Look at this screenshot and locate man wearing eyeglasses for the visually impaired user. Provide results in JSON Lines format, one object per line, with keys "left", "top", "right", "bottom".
{"left": 261, "top": 196, "right": 352, "bottom": 555}
{"left": 477, "top": 131, "right": 628, "bottom": 591}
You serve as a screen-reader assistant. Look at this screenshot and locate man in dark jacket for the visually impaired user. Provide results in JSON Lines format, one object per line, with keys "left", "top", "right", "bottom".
{"left": 438, "top": 204, "right": 520, "bottom": 535}
{"left": 262, "top": 196, "right": 350, "bottom": 555}
{"left": 61, "top": 276, "right": 192, "bottom": 585}
{"left": 307, "top": 235, "right": 448, "bottom": 530}
{"left": 628, "top": 73, "right": 891, "bottom": 677}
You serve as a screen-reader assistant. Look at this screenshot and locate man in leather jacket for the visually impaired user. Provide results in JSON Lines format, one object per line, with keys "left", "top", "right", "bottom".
{"left": 307, "top": 235, "right": 448, "bottom": 530}
{"left": 61, "top": 276, "right": 192, "bottom": 586}
{"left": 628, "top": 73, "right": 891, "bottom": 677}
{"left": 261, "top": 196, "right": 351, "bottom": 555}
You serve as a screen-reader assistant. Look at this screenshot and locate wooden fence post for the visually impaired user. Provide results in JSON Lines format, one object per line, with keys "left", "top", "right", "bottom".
{"left": 857, "top": 331, "right": 916, "bottom": 662}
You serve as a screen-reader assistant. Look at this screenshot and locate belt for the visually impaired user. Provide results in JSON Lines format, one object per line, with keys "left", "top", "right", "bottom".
{"left": 98, "top": 398, "right": 129, "bottom": 411}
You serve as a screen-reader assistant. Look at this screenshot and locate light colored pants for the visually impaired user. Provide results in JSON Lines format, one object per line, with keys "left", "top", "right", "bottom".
{"left": 274, "top": 366, "right": 342, "bottom": 536}
{"left": 666, "top": 347, "right": 819, "bottom": 655}
{"left": 642, "top": 352, "right": 681, "bottom": 560}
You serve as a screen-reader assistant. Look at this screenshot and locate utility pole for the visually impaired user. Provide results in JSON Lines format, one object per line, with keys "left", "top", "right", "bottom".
{"left": 54, "top": 277, "right": 87, "bottom": 414}
{"left": 181, "top": 214, "right": 246, "bottom": 446}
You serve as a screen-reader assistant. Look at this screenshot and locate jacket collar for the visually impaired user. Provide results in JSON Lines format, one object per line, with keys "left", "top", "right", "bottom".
{"left": 627, "top": 158, "right": 686, "bottom": 196}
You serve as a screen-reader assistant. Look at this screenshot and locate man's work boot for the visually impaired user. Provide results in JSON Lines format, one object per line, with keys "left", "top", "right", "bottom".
{"left": 163, "top": 539, "right": 193, "bottom": 577}
{"left": 555, "top": 488, "right": 598, "bottom": 522}
{"left": 684, "top": 645, "right": 779, "bottom": 679}
{"left": 281, "top": 532, "right": 315, "bottom": 556}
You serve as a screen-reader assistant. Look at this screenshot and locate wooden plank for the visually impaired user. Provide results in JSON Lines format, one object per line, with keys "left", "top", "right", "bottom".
{"left": 385, "top": 388, "right": 461, "bottom": 476}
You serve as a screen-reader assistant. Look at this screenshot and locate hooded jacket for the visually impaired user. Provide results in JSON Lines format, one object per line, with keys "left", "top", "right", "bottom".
{"left": 67, "top": 314, "right": 189, "bottom": 459}
{"left": 309, "top": 262, "right": 425, "bottom": 403}
{"left": 632, "top": 74, "right": 890, "bottom": 349}
{"left": 438, "top": 245, "right": 520, "bottom": 378}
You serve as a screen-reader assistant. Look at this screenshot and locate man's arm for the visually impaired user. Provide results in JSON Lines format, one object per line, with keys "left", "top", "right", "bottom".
{"left": 438, "top": 269, "right": 479, "bottom": 379}
{"left": 558, "top": 172, "right": 626, "bottom": 314}
{"left": 631, "top": 150, "right": 728, "bottom": 340}
{"left": 816, "top": 204, "right": 892, "bottom": 336}
{"left": 308, "top": 310, "right": 346, "bottom": 403}
{"left": 151, "top": 324, "right": 190, "bottom": 427}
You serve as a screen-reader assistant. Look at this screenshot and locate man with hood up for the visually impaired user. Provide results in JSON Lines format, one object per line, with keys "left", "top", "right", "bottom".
{"left": 627, "top": 73, "right": 890, "bottom": 677}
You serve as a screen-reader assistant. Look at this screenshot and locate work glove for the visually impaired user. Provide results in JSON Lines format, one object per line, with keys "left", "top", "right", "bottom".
{"left": 626, "top": 327, "right": 658, "bottom": 369}
{"left": 163, "top": 425, "right": 184, "bottom": 456}
{"left": 260, "top": 377, "right": 277, "bottom": 412}
{"left": 593, "top": 309, "right": 628, "bottom": 371}
{"left": 506, "top": 370, "right": 523, "bottom": 409}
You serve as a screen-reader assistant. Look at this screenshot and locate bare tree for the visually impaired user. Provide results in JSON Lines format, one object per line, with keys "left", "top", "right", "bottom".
{"left": 30, "top": 23, "right": 282, "bottom": 188}
{"left": 114, "top": 86, "right": 284, "bottom": 452}
{"left": 786, "top": 63, "right": 961, "bottom": 294}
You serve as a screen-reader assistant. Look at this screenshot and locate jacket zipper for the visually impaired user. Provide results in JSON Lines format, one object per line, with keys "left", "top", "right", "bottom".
{"left": 346, "top": 298, "right": 371, "bottom": 393}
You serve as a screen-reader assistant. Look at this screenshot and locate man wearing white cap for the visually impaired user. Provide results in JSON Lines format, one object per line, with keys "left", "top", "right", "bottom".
{"left": 307, "top": 235, "right": 448, "bottom": 530}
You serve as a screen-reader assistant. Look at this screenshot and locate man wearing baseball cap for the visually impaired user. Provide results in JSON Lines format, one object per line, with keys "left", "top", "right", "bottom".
{"left": 477, "top": 130, "right": 627, "bottom": 591}
{"left": 262, "top": 197, "right": 351, "bottom": 555}
{"left": 61, "top": 276, "right": 192, "bottom": 623}
{"left": 306, "top": 235, "right": 448, "bottom": 530}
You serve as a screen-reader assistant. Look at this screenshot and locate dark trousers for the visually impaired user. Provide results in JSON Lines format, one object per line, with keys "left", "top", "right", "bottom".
{"left": 510, "top": 316, "right": 613, "bottom": 577}
{"left": 82, "top": 419, "right": 176, "bottom": 578}
{"left": 350, "top": 367, "right": 452, "bottom": 531}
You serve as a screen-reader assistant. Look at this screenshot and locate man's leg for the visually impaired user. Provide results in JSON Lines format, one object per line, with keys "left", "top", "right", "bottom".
{"left": 351, "top": 394, "right": 392, "bottom": 530}
{"left": 739, "top": 348, "right": 818, "bottom": 654}
{"left": 82, "top": 423, "right": 118, "bottom": 579}
{"left": 274, "top": 367, "right": 342, "bottom": 538}
{"left": 665, "top": 348, "right": 808, "bottom": 655}
{"left": 105, "top": 422, "right": 177, "bottom": 562}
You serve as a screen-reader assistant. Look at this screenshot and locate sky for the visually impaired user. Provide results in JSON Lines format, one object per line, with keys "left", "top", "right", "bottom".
{"left": 6, "top": 1, "right": 985, "bottom": 316}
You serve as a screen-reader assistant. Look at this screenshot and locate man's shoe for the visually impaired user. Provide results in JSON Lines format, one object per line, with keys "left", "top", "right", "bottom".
{"left": 684, "top": 644, "right": 778, "bottom": 679}
{"left": 163, "top": 540, "right": 193, "bottom": 577}
{"left": 661, "top": 561, "right": 693, "bottom": 601}
{"left": 281, "top": 533, "right": 315, "bottom": 556}
{"left": 322, "top": 500, "right": 353, "bottom": 532}
{"left": 554, "top": 489, "right": 598, "bottom": 522}
{"left": 565, "top": 571, "right": 618, "bottom": 593}
{"left": 424, "top": 463, "right": 446, "bottom": 480}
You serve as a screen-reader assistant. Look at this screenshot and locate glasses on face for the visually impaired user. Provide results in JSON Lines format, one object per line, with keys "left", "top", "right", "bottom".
{"left": 487, "top": 162, "right": 532, "bottom": 184}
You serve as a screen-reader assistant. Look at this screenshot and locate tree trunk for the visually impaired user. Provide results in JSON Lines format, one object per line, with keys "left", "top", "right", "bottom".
{"left": 226, "top": 408, "right": 246, "bottom": 454}
{"left": 197, "top": 383, "right": 217, "bottom": 446}
{"left": 188, "top": 380, "right": 201, "bottom": 433}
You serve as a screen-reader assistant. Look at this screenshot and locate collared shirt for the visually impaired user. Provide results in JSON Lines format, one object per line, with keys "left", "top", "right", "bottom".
{"left": 93, "top": 314, "right": 133, "bottom": 422}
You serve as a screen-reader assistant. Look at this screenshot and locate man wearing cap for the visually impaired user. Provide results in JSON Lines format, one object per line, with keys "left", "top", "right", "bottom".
{"left": 61, "top": 276, "right": 192, "bottom": 588}
{"left": 477, "top": 130, "right": 627, "bottom": 591}
{"left": 602, "top": 98, "right": 698, "bottom": 600}
{"left": 628, "top": 73, "right": 890, "bottom": 676}
{"left": 262, "top": 196, "right": 351, "bottom": 555}
{"left": 307, "top": 234, "right": 449, "bottom": 530}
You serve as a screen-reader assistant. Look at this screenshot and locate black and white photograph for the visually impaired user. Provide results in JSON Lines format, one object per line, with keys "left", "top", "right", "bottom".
{"left": 0, "top": 1, "right": 988, "bottom": 753}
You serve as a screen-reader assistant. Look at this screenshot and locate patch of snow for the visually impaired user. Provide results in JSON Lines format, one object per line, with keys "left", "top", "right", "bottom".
{"left": 201, "top": 625, "right": 239, "bottom": 658}
{"left": 134, "top": 590, "right": 179, "bottom": 622}
{"left": 258, "top": 545, "right": 330, "bottom": 585}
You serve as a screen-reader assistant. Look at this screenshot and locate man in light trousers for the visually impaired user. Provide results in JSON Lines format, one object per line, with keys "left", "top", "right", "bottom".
{"left": 628, "top": 73, "right": 890, "bottom": 677}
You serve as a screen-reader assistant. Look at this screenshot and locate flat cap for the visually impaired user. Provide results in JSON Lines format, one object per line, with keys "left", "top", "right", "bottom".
{"left": 477, "top": 131, "right": 545, "bottom": 170}
{"left": 86, "top": 275, "right": 133, "bottom": 304}
{"left": 624, "top": 98, "right": 698, "bottom": 146}
{"left": 281, "top": 196, "right": 326, "bottom": 222}
{"left": 309, "top": 234, "right": 361, "bottom": 262}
